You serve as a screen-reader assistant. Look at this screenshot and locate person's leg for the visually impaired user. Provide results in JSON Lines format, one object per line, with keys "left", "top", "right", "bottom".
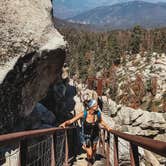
{"left": 86, "top": 146, "right": 93, "bottom": 159}
{"left": 92, "top": 143, "right": 97, "bottom": 156}
{"left": 92, "top": 136, "right": 99, "bottom": 160}
{"left": 81, "top": 137, "right": 93, "bottom": 159}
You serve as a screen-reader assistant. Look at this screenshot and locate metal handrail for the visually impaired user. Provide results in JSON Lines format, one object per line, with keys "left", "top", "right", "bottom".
{"left": 99, "top": 128, "right": 166, "bottom": 166}
{"left": 109, "top": 129, "right": 166, "bottom": 157}
{"left": 1, "top": 126, "right": 166, "bottom": 165}
{"left": 0, "top": 126, "right": 77, "bottom": 166}
{"left": 0, "top": 126, "right": 75, "bottom": 144}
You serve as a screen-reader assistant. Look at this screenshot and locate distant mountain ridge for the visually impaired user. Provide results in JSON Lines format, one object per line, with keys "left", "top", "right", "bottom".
{"left": 54, "top": 17, "right": 101, "bottom": 32}
{"left": 53, "top": 0, "right": 166, "bottom": 18}
{"left": 67, "top": 1, "right": 166, "bottom": 29}
{"left": 53, "top": 0, "right": 111, "bottom": 18}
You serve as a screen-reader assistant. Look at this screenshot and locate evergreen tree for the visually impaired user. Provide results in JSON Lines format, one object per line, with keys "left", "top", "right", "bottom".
{"left": 130, "top": 25, "right": 143, "bottom": 54}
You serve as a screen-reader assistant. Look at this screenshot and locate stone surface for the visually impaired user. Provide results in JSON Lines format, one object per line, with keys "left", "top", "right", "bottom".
{"left": 40, "top": 78, "right": 77, "bottom": 125}
{"left": 72, "top": 150, "right": 106, "bottom": 166}
{"left": 101, "top": 98, "right": 166, "bottom": 164}
{"left": 144, "top": 150, "right": 160, "bottom": 166}
{"left": 105, "top": 98, "right": 166, "bottom": 137}
{"left": 154, "top": 133, "right": 166, "bottom": 142}
{"left": 0, "top": 0, "right": 66, "bottom": 133}
{"left": 25, "top": 102, "right": 56, "bottom": 130}
{"left": 0, "top": 141, "right": 20, "bottom": 166}
{"left": 106, "top": 52, "right": 166, "bottom": 112}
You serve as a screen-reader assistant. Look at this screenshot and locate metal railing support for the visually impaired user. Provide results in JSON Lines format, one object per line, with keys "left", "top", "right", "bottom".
{"left": 106, "top": 131, "right": 110, "bottom": 166}
{"left": 103, "top": 130, "right": 106, "bottom": 155}
{"left": 110, "top": 129, "right": 166, "bottom": 157}
{"left": 130, "top": 143, "right": 139, "bottom": 166}
{"left": 51, "top": 134, "right": 55, "bottom": 166}
{"left": 0, "top": 127, "right": 76, "bottom": 166}
{"left": 100, "top": 130, "right": 105, "bottom": 156}
{"left": 64, "top": 130, "right": 69, "bottom": 166}
{"left": 114, "top": 135, "right": 119, "bottom": 166}
{"left": 20, "top": 139, "right": 27, "bottom": 166}
{"left": 1, "top": 126, "right": 166, "bottom": 166}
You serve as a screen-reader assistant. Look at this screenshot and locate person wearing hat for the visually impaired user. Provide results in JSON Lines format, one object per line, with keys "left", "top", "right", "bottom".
{"left": 59, "top": 99, "right": 112, "bottom": 164}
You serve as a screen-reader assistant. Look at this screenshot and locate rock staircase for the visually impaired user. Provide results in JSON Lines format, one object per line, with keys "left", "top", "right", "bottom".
{"left": 72, "top": 150, "right": 106, "bottom": 166}
{"left": 72, "top": 147, "right": 106, "bottom": 166}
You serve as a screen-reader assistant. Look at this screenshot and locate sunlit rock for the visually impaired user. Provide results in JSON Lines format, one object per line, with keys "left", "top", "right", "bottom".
{"left": 0, "top": 0, "right": 66, "bottom": 133}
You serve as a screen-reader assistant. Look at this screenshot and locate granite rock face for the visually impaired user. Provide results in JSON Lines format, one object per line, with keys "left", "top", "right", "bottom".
{"left": 104, "top": 52, "right": 166, "bottom": 112}
{"left": 105, "top": 98, "right": 166, "bottom": 137}
{"left": 0, "top": 0, "right": 66, "bottom": 133}
{"left": 21, "top": 102, "right": 56, "bottom": 130}
{"left": 101, "top": 97, "right": 166, "bottom": 165}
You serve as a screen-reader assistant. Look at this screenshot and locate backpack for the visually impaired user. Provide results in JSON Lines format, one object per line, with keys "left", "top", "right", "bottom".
{"left": 82, "top": 109, "right": 101, "bottom": 123}
{"left": 81, "top": 109, "right": 101, "bottom": 137}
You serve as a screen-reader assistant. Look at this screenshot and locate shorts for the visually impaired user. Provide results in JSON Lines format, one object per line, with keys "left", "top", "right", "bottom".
{"left": 80, "top": 134, "right": 99, "bottom": 147}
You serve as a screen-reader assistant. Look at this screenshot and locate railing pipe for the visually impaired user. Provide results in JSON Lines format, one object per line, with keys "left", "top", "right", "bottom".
{"left": 109, "top": 129, "right": 166, "bottom": 157}
{"left": 0, "top": 127, "right": 75, "bottom": 145}
{"left": 0, "top": 127, "right": 76, "bottom": 166}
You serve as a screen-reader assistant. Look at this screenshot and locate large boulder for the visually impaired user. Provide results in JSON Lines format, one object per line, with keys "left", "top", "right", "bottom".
{"left": 106, "top": 98, "right": 166, "bottom": 138}
{"left": 0, "top": 0, "right": 66, "bottom": 133}
{"left": 101, "top": 98, "right": 166, "bottom": 165}
{"left": 22, "top": 102, "right": 56, "bottom": 130}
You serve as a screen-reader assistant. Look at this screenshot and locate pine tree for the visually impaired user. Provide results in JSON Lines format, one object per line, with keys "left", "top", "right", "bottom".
{"left": 130, "top": 25, "right": 143, "bottom": 54}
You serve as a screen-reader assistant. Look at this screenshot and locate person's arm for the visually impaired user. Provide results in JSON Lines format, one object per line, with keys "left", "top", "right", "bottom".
{"left": 59, "top": 111, "right": 84, "bottom": 128}
{"left": 99, "top": 116, "right": 112, "bottom": 132}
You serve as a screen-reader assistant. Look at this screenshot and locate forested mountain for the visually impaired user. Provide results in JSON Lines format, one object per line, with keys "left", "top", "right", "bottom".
{"left": 55, "top": 24, "right": 166, "bottom": 112}
{"left": 53, "top": 0, "right": 166, "bottom": 19}
{"left": 53, "top": 0, "right": 118, "bottom": 18}
{"left": 56, "top": 24, "right": 166, "bottom": 78}
{"left": 54, "top": 17, "right": 100, "bottom": 32}
{"left": 68, "top": 1, "right": 166, "bottom": 29}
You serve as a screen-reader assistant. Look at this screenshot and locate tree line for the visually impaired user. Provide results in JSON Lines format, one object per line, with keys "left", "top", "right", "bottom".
{"left": 56, "top": 25, "right": 166, "bottom": 79}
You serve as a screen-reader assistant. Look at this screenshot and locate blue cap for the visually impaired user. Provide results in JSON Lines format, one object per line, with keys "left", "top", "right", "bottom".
{"left": 87, "top": 99, "right": 97, "bottom": 108}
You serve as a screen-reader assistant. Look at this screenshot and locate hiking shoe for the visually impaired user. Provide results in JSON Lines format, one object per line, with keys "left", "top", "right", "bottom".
{"left": 89, "top": 158, "right": 94, "bottom": 164}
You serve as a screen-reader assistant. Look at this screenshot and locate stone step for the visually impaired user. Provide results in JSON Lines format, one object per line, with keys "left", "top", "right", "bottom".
{"left": 72, "top": 151, "right": 106, "bottom": 166}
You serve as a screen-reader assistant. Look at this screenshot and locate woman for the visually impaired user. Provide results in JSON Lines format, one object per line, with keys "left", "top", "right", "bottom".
{"left": 60, "top": 99, "right": 112, "bottom": 163}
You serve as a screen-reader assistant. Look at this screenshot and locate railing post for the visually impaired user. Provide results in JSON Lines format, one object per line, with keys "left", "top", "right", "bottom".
{"left": 74, "top": 127, "right": 79, "bottom": 156}
{"left": 103, "top": 130, "right": 106, "bottom": 155}
{"left": 114, "top": 135, "right": 119, "bottom": 166}
{"left": 64, "top": 130, "right": 69, "bottom": 166}
{"left": 130, "top": 143, "right": 139, "bottom": 166}
{"left": 20, "top": 139, "right": 28, "bottom": 166}
{"left": 97, "top": 78, "right": 103, "bottom": 96}
{"left": 99, "top": 130, "right": 103, "bottom": 155}
{"left": 51, "top": 134, "right": 55, "bottom": 166}
{"left": 106, "top": 131, "right": 110, "bottom": 166}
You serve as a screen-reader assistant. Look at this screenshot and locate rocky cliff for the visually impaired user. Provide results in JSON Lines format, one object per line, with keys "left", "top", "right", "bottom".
{"left": 107, "top": 52, "right": 166, "bottom": 112}
{"left": 0, "top": 0, "right": 66, "bottom": 133}
{"left": 102, "top": 97, "right": 166, "bottom": 165}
